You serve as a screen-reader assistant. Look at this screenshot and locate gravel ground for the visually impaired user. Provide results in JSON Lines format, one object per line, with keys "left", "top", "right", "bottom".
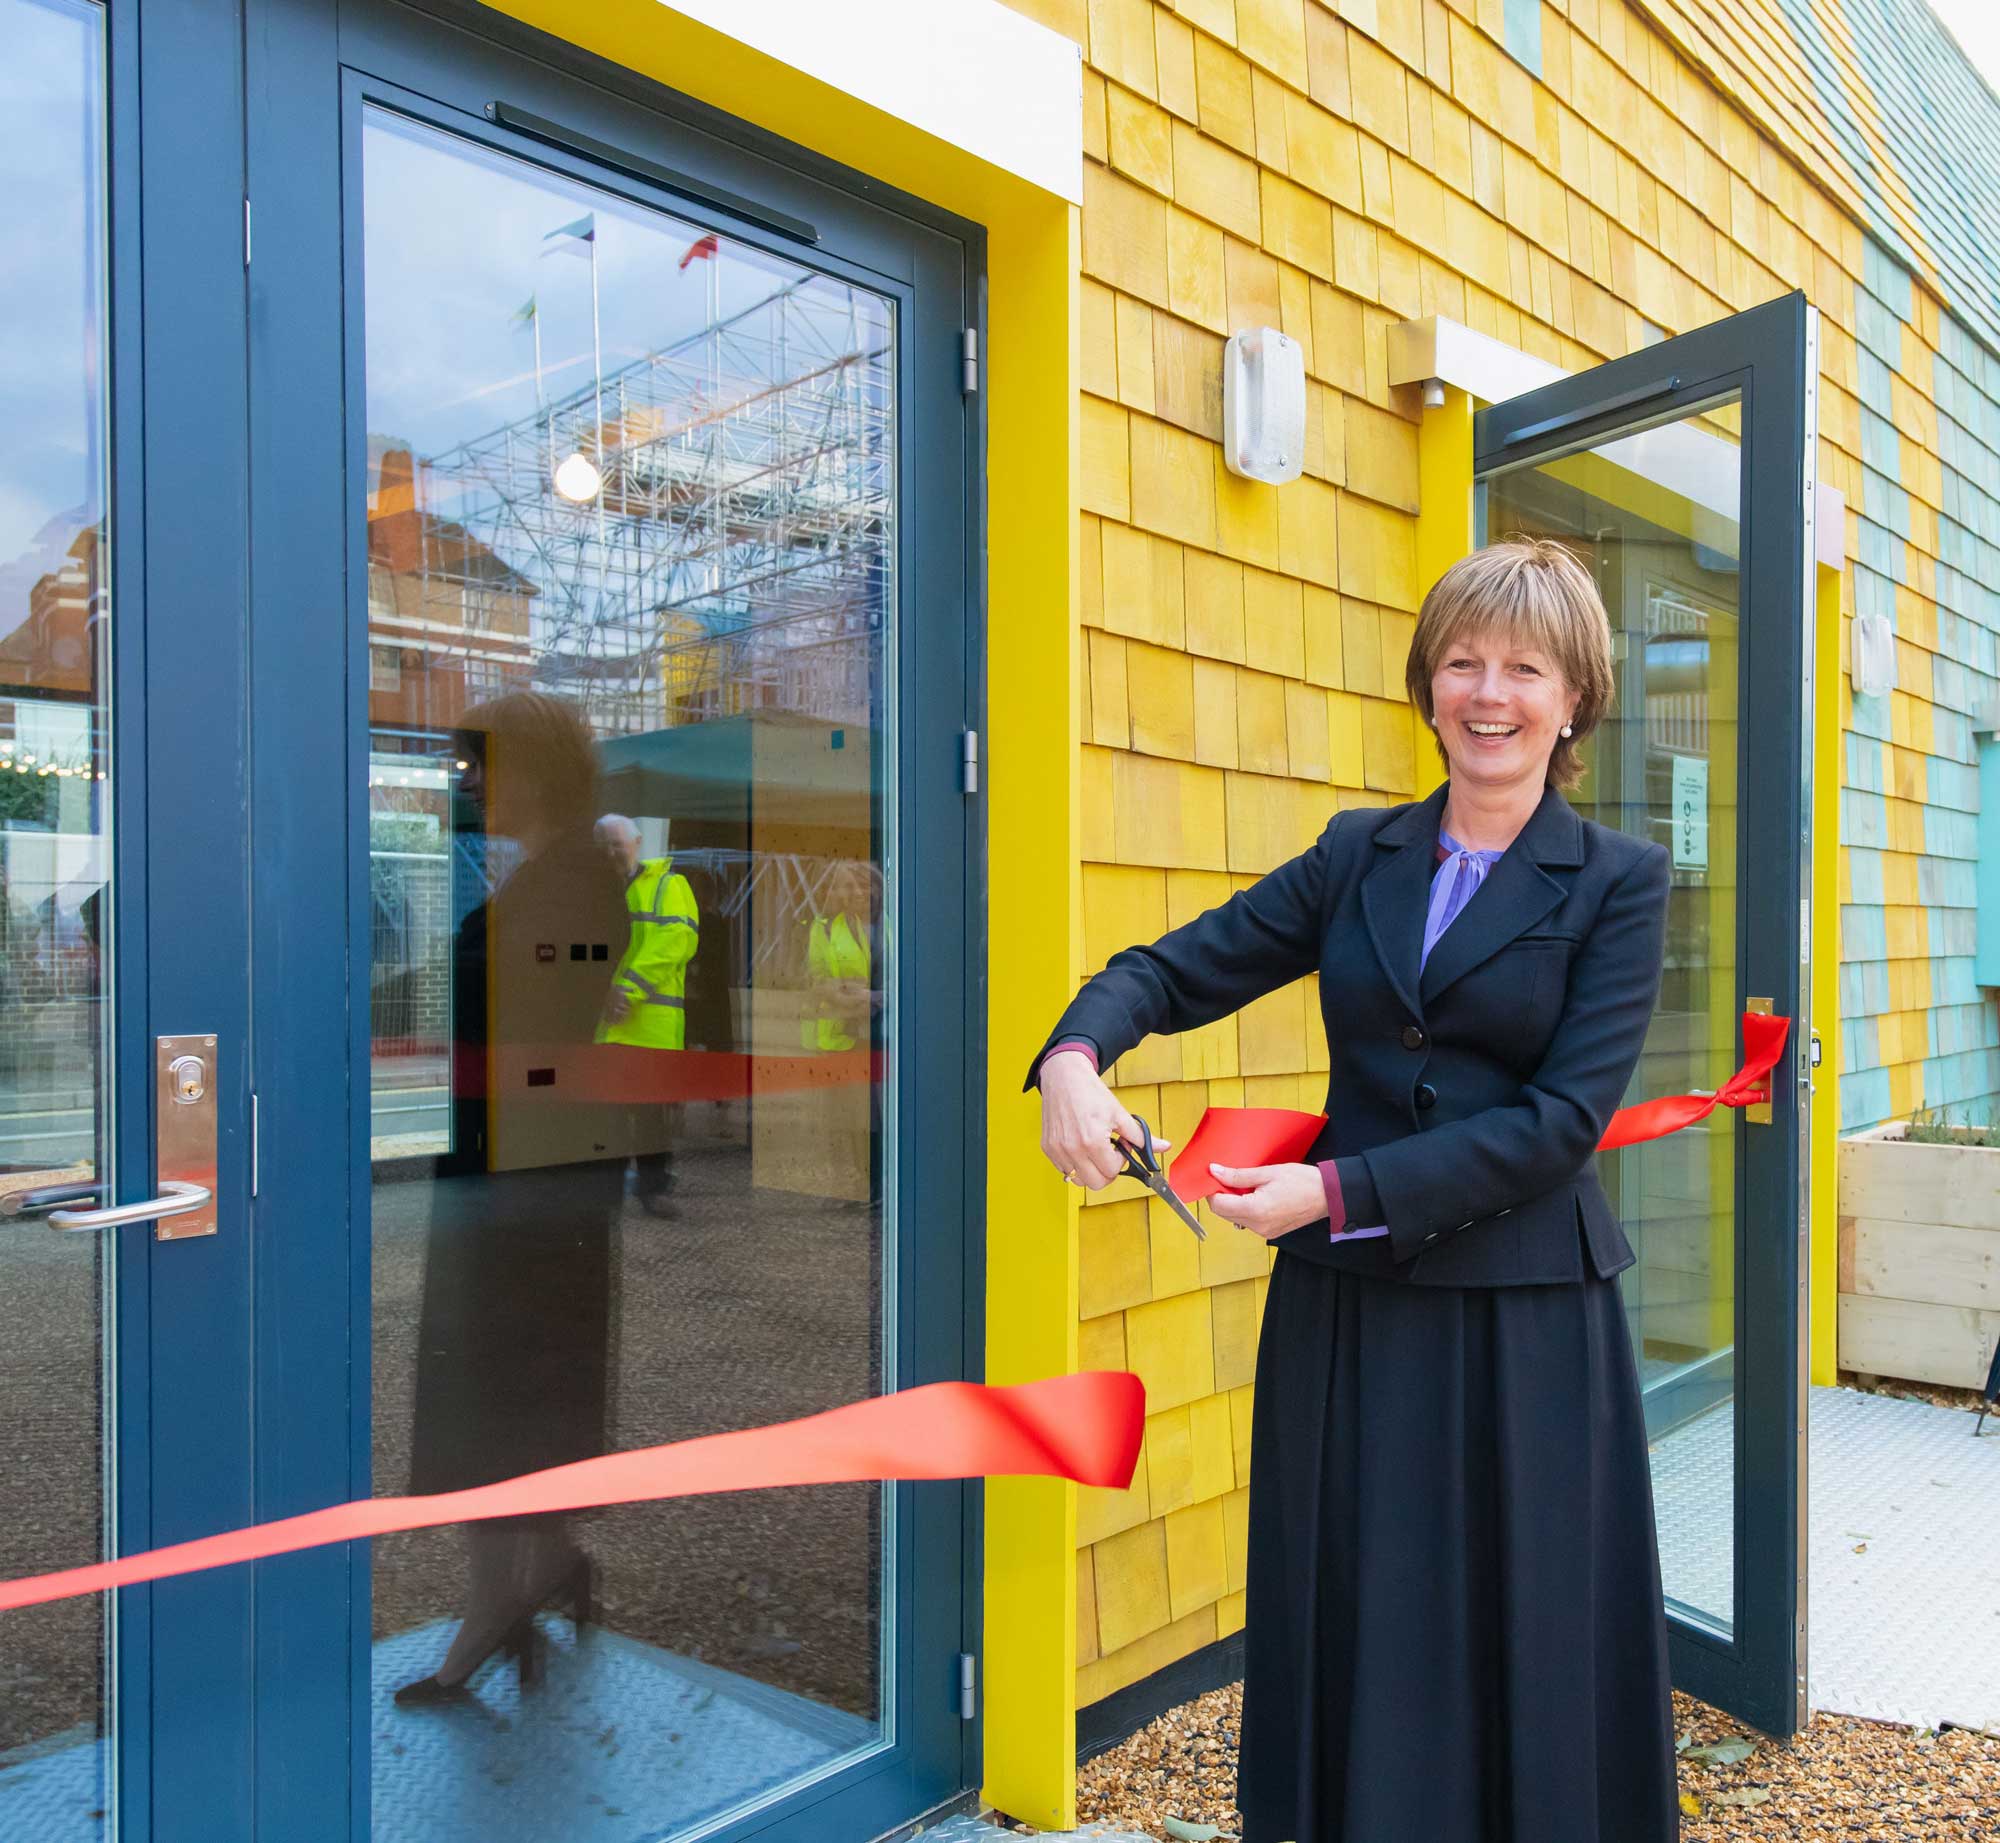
{"left": 1043, "top": 1681, "right": 2000, "bottom": 1840}
{"left": 1838, "top": 1368, "right": 1998, "bottom": 1425}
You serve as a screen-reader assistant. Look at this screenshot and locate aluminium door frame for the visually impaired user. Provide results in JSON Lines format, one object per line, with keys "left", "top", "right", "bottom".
{"left": 243, "top": 0, "right": 988, "bottom": 1835}
{"left": 1471, "top": 290, "right": 1816, "bottom": 1738}
{"left": 110, "top": 0, "right": 261, "bottom": 1834}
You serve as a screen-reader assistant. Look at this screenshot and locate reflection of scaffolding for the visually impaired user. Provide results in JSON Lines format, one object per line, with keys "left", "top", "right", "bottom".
{"left": 404, "top": 274, "right": 893, "bottom": 738}
{"left": 1643, "top": 583, "right": 1712, "bottom": 755}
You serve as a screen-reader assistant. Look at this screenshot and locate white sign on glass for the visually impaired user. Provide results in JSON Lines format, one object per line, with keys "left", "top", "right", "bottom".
{"left": 1671, "top": 756, "right": 1708, "bottom": 871}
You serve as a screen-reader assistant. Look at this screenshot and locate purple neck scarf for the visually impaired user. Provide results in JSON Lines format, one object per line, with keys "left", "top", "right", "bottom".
{"left": 1421, "top": 829, "right": 1506, "bottom": 970}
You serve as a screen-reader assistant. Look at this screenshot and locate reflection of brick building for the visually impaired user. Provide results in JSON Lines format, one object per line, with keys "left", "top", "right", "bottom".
{"left": 1, "top": 523, "right": 101, "bottom": 703}
{"left": 366, "top": 447, "right": 538, "bottom": 727}
{"left": 0, "top": 523, "right": 105, "bottom": 1098}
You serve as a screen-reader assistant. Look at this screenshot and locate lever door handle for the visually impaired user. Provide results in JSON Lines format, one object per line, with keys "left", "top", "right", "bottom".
{"left": 48, "top": 1180, "right": 212, "bottom": 1233}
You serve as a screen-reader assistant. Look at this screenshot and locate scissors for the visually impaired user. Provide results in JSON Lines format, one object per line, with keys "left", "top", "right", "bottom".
{"left": 1111, "top": 1115, "right": 1205, "bottom": 1241}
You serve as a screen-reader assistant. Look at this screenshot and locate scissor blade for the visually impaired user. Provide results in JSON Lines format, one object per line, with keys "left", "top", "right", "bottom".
{"left": 1148, "top": 1175, "right": 1206, "bottom": 1241}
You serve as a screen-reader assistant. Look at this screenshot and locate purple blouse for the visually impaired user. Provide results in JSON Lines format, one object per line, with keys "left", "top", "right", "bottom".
{"left": 1039, "top": 828, "right": 1506, "bottom": 1244}
{"left": 1322, "top": 830, "right": 1504, "bottom": 1241}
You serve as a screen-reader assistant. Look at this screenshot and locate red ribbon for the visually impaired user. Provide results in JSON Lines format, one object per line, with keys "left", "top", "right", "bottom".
{"left": 1596, "top": 1010, "right": 1791, "bottom": 1149}
{"left": 0, "top": 1020, "right": 1790, "bottom": 1616}
{"left": 476, "top": 1045, "right": 882, "bottom": 1104}
{"left": 0, "top": 1373, "right": 1144, "bottom": 1614}
{"left": 1169, "top": 1011, "right": 1792, "bottom": 1193}
{"left": 1170, "top": 1108, "right": 1328, "bottom": 1202}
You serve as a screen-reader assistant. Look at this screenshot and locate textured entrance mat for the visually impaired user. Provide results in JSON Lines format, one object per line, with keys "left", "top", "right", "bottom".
{"left": 0, "top": 1622, "right": 876, "bottom": 1843}
{"left": 1648, "top": 1385, "right": 1736, "bottom": 1628}
{"left": 1650, "top": 1383, "right": 2000, "bottom": 1734}
{"left": 0, "top": 1724, "right": 103, "bottom": 1843}
{"left": 372, "top": 1618, "right": 875, "bottom": 1842}
{"left": 1805, "top": 1386, "right": 2000, "bottom": 1733}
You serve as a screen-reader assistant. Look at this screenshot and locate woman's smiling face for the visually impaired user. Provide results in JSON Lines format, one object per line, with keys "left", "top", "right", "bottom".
{"left": 1429, "top": 627, "right": 1579, "bottom": 793}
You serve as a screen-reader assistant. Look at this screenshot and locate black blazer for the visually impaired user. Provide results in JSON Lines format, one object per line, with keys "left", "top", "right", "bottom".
{"left": 1029, "top": 782, "right": 1671, "bottom": 1288}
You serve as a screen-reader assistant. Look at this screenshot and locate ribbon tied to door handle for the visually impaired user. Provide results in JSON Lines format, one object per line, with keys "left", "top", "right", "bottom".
{"left": 1594, "top": 1009, "right": 1791, "bottom": 1150}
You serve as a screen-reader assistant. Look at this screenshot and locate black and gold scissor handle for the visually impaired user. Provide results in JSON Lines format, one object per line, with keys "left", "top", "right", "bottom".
{"left": 1110, "top": 1114, "right": 1205, "bottom": 1242}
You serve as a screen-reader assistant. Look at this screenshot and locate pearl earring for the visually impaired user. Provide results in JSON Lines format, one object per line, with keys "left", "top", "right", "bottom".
{"left": 1560, "top": 723, "right": 1573, "bottom": 738}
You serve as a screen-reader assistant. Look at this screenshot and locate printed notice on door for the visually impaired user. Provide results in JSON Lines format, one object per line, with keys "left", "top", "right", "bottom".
{"left": 1672, "top": 756, "right": 1708, "bottom": 871}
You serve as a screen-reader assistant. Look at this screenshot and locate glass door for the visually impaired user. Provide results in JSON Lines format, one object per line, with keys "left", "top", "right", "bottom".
{"left": 2, "top": 0, "right": 258, "bottom": 1837}
{"left": 247, "top": 3, "right": 975, "bottom": 1838}
{"left": 1475, "top": 292, "right": 1816, "bottom": 1735}
{"left": 0, "top": 5, "right": 120, "bottom": 1828}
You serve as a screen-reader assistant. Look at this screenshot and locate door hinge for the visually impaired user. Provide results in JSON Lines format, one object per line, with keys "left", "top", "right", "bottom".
{"left": 960, "top": 327, "right": 978, "bottom": 395}
{"left": 244, "top": 198, "right": 252, "bottom": 268}
{"left": 959, "top": 728, "right": 979, "bottom": 795}
{"left": 250, "top": 1091, "right": 260, "bottom": 1198}
{"left": 956, "top": 1651, "right": 976, "bottom": 1720}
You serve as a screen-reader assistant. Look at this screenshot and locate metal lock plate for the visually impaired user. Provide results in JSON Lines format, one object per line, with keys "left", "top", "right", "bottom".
{"left": 1745, "top": 996, "right": 1774, "bottom": 1125}
{"left": 155, "top": 1034, "right": 219, "bottom": 1240}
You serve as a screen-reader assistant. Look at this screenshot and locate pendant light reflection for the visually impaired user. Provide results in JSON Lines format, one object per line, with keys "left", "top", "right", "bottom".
{"left": 553, "top": 451, "right": 603, "bottom": 503}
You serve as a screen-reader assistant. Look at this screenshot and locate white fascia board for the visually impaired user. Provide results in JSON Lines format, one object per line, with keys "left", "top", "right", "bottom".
{"left": 1391, "top": 313, "right": 1800, "bottom": 536}
{"left": 661, "top": 0, "right": 1083, "bottom": 205}
{"left": 1388, "top": 315, "right": 1565, "bottom": 404}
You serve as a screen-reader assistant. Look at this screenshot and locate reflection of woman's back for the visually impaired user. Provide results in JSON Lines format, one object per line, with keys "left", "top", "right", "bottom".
{"left": 399, "top": 692, "right": 628, "bottom": 1705}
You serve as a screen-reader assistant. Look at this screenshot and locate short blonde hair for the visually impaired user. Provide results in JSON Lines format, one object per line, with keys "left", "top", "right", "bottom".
{"left": 461, "top": 690, "right": 602, "bottom": 832}
{"left": 1405, "top": 537, "right": 1616, "bottom": 792}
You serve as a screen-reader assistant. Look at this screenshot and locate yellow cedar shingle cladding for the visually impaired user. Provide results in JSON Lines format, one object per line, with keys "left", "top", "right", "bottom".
{"left": 1004, "top": 0, "right": 2000, "bottom": 1708}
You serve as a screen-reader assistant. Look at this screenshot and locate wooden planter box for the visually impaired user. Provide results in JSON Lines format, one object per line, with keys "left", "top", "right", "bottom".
{"left": 1838, "top": 1123, "right": 2000, "bottom": 1388}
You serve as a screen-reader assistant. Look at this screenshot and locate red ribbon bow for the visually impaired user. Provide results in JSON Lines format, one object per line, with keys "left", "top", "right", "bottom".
{"left": 1596, "top": 1010, "right": 1792, "bottom": 1150}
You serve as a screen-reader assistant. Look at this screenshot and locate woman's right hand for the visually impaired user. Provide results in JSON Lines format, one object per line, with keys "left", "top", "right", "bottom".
{"left": 1037, "top": 1051, "right": 1170, "bottom": 1190}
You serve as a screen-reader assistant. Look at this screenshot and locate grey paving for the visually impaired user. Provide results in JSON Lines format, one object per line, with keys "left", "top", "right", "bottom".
{"left": 1650, "top": 1383, "right": 2000, "bottom": 1734}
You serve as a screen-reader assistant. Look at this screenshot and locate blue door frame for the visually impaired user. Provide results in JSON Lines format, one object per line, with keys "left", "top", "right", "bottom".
{"left": 110, "top": 0, "right": 257, "bottom": 1836}
{"left": 234, "top": 2, "right": 985, "bottom": 1839}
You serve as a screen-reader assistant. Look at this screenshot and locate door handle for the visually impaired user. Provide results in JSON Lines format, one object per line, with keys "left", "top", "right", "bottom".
{"left": 48, "top": 1180, "right": 212, "bottom": 1233}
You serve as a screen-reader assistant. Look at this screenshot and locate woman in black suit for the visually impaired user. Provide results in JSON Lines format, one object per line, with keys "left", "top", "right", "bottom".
{"left": 1033, "top": 539, "right": 1678, "bottom": 1842}
{"left": 397, "top": 691, "right": 630, "bottom": 1703}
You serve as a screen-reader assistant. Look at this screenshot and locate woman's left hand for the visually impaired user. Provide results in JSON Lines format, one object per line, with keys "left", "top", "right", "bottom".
{"left": 1206, "top": 1162, "right": 1327, "bottom": 1241}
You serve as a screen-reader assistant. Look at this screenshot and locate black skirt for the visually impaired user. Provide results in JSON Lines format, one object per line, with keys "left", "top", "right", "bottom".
{"left": 1236, "top": 1254, "right": 1679, "bottom": 1843}
{"left": 408, "top": 1164, "right": 619, "bottom": 1495}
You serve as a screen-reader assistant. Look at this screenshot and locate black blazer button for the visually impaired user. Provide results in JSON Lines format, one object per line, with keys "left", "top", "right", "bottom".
{"left": 1400, "top": 1025, "right": 1426, "bottom": 1050}
{"left": 1415, "top": 1082, "right": 1437, "bottom": 1110}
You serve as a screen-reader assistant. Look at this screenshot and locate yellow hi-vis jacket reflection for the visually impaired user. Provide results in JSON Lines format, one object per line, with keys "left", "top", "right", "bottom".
{"left": 598, "top": 858, "right": 698, "bottom": 1051}
{"left": 801, "top": 913, "right": 870, "bottom": 1052}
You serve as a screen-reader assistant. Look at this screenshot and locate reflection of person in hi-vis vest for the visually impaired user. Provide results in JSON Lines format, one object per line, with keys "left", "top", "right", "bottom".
{"left": 801, "top": 911, "right": 871, "bottom": 1051}
{"left": 595, "top": 815, "right": 697, "bottom": 1215}
{"left": 799, "top": 862, "right": 882, "bottom": 1208}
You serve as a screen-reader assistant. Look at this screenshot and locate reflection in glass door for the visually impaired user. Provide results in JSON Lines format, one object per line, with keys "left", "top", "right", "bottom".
{"left": 1482, "top": 399, "right": 1745, "bottom": 1638}
{"left": 1474, "top": 289, "right": 1814, "bottom": 1737}
{"left": 359, "top": 109, "right": 897, "bottom": 1840}
{"left": 0, "top": 2, "right": 117, "bottom": 1835}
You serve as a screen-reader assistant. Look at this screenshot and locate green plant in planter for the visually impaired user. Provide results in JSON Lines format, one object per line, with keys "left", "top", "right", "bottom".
{"left": 1903, "top": 1107, "right": 2000, "bottom": 1148}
